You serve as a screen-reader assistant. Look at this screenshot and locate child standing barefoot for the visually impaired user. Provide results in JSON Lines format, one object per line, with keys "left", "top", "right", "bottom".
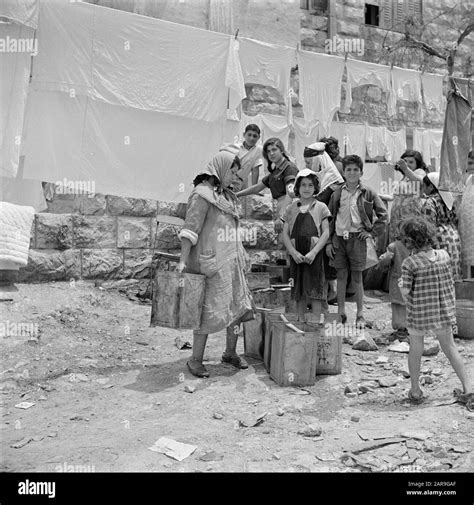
{"left": 281, "top": 169, "right": 331, "bottom": 323}
{"left": 399, "top": 218, "right": 472, "bottom": 404}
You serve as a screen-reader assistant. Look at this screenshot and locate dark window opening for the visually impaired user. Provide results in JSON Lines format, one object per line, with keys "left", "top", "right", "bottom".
{"left": 365, "top": 4, "right": 380, "bottom": 26}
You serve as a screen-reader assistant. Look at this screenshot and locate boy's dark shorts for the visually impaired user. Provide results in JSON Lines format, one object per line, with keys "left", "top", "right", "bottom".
{"left": 334, "top": 234, "right": 367, "bottom": 272}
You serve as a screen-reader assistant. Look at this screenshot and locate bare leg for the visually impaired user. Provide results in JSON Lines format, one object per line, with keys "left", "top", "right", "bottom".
{"left": 310, "top": 299, "right": 323, "bottom": 324}
{"left": 436, "top": 325, "right": 472, "bottom": 394}
{"left": 352, "top": 270, "right": 364, "bottom": 318}
{"left": 297, "top": 299, "right": 307, "bottom": 320}
{"left": 408, "top": 330, "right": 424, "bottom": 396}
{"left": 224, "top": 325, "right": 240, "bottom": 356}
{"left": 336, "top": 269, "right": 348, "bottom": 319}
{"left": 191, "top": 331, "right": 208, "bottom": 362}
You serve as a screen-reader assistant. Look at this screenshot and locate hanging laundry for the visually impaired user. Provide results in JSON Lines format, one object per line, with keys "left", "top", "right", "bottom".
{"left": 382, "top": 127, "right": 407, "bottom": 162}
{"left": 0, "top": 23, "right": 34, "bottom": 177}
{"left": 239, "top": 37, "right": 296, "bottom": 106}
{"left": 343, "top": 58, "right": 391, "bottom": 112}
{"left": 413, "top": 128, "right": 431, "bottom": 162}
{"left": 429, "top": 129, "right": 443, "bottom": 169}
{"left": 0, "top": 0, "right": 39, "bottom": 29}
{"left": 293, "top": 118, "right": 320, "bottom": 170}
{"left": 33, "top": 0, "right": 245, "bottom": 123}
{"left": 345, "top": 123, "right": 367, "bottom": 160}
{"left": 260, "top": 114, "right": 290, "bottom": 147}
{"left": 297, "top": 50, "right": 345, "bottom": 135}
{"left": 329, "top": 122, "right": 347, "bottom": 154}
{"left": 389, "top": 67, "right": 423, "bottom": 116}
{"left": 421, "top": 72, "right": 446, "bottom": 113}
{"left": 439, "top": 80, "right": 472, "bottom": 193}
{"left": 22, "top": 89, "right": 227, "bottom": 202}
{"left": 365, "top": 126, "right": 385, "bottom": 159}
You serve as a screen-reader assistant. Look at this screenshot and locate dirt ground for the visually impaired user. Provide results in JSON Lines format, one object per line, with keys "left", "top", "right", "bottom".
{"left": 1, "top": 280, "right": 473, "bottom": 473}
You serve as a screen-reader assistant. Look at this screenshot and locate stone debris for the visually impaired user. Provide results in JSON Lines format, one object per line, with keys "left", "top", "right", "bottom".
{"left": 388, "top": 340, "right": 410, "bottom": 353}
{"left": 375, "top": 356, "right": 389, "bottom": 364}
{"left": 184, "top": 385, "right": 196, "bottom": 394}
{"left": 344, "top": 383, "right": 359, "bottom": 395}
{"left": 15, "top": 401, "right": 35, "bottom": 409}
{"left": 420, "top": 375, "right": 434, "bottom": 385}
{"left": 11, "top": 437, "right": 33, "bottom": 449}
{"left": 423, "top": 342, "right": 440, "bottom": 356}
{"left": 276, "top": 407, "right": 285, "bottom": 416}
{"left": 212, "top": 412, "right": 223, "bottom": 420}
{"left": 378, "top": 377, "right": 398, "bottom": 388}
{"left": 352, "top": 335, "right": 378, "bottom": 352}
{"left": 351, "top": 415, "right": 360, "bottom": 422}
{"left": 298, "top": 424, "right": 323, "bottom": 437}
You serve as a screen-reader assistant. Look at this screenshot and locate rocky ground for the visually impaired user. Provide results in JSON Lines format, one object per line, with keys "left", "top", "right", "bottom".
{"left": 1, "top": 280, "right": 473, "bottom": 473}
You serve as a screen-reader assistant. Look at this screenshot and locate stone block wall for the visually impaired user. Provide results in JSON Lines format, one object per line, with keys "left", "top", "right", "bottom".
{"left": 19, "top": 191, "right": 284, "bottom": 282}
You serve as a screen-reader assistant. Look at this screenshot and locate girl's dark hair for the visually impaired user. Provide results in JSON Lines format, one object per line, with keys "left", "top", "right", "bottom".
{"left": 262, "top": 137, "right": 290, "bottom": 172}
{"left": 468, "top": 150, "right": 474, "bottom": 160}
{"left": 401, "top": 150, "right": 428, "bottom": 172}
{"left": 422, "top": 174, "right": 437, "bottom": 194}
{"left": 400, "top": 217, "right": 436, "bottom": 250}
{"left": 294, "top": 173, "right": 320, "bottom": 198}
{"left": 193, "top": 156, "right": 240, "bottom": 187}
{"left": 342, "top": 154, "right": 363, "bottom": 171}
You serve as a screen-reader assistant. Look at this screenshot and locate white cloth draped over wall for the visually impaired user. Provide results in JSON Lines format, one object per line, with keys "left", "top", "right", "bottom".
{"left": 297, "top": 50, "right": 345, "bottom": 136}
{"left": 343, "top": 58, "right": 391, "bottom": 113}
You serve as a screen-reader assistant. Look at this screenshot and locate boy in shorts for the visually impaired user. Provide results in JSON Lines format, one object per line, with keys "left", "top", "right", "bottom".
{"left": 326, "top": 155, "right": 387, "bottom": 328}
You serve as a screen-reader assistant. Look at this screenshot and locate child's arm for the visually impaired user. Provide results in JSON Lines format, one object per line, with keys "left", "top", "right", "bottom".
{"left": 235, "top": 181, "right": 266, "bottom": 197}
{"left": 371, "top": 193, "right": 388, "bottom": 238}
{"left": 305, "top": 218, "right": 330, "bottom": 264}
{"left": 399, "top": 260, "right": 413, "bottom": 304}
{"left": 282, "top": 221, "right": 304, "bottom": 264}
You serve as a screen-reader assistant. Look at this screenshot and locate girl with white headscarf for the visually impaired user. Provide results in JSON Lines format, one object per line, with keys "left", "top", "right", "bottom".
{"left": 178, "top": 151, "right": 255, "bottom": 378}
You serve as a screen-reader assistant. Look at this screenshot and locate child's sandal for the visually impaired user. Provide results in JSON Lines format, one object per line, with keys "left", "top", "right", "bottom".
{"left": 453, "top": 389, "right": 474, "bottom": 411}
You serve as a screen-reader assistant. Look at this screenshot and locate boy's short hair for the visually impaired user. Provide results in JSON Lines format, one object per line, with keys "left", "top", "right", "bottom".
{"left": 244, "top": 124, "right": 261, "bottom": 135}
{"left": 400, "top": 217, "right": 436, "bottom": 250}
{"left": 342, "top": 155, "right": 363, "bottom": 171}
{"left": 468, "top": 150, "right": 474, "bottom": 160}
{"left": 294, "top": 173, "right": 320, "bottom": 198}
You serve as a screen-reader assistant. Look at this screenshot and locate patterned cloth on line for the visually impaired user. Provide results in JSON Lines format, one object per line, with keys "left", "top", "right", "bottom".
{"left": 421, "top": 193, "right": 462, "bottom": 281}
{"left": 401, "top": 249, "right": 456, "bottom": 331}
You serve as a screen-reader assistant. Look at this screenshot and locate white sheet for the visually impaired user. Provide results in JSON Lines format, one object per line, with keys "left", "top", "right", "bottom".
{"left": 344, "top": 58, "right": 391, "bottom": 112}
{"left": 0, "top": 0, "right": 39, "bottom": 29}
{"left": 239, "top": 37, "right": 296, "bottom": 106}
{"left": 22, "top": 88, "right": 227, "bottom": 202}
{"left": 382, "top": 127, "right": 407, "bottom": 162}
{"left": 297, "top": 50, "right": 345, "bottom": 135}
{"left": 421, "top": 72, "right": 446, "bottom": 112}
{"left": 0, "top": 23, "right": 34, "bottom": 177}
{"left": 33, "top": 0, "right": 245, "bottom": 122}
{"left": 413, "top": 128, "right": 443, "bottom": 168}
{"left": 293, "top": 118, "right": 320, "bottom": 170}
{"left": 389, "top": 67, "right": 422, "bottom": 116}
{"left": 0, "top": 201, "right": 35, "bottom": 267}
{"left": 365, "top": 125, "right": 386, "bottom": 159}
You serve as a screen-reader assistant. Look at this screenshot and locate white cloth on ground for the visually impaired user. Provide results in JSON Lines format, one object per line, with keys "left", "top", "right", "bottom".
{"left": 0, "top": 0, "right": 39, "bottom": 29}
{"left": 297, "top": 50, "right": 345, "bottom": 135}
{"left": 421, "top": 72, "right": 446, "bottom": 112}
{"left": 389, "top": 67, "right": 422, "bottom": 116}
{"left": 365, "top": 125, "right": 385, "bottom": 159}
{"left": 293, "top": 118, "right": 320, "bottom": 170}
{"left": 343, "top": 58, "right": 391, "bottom": 112}
{"left": 33, "top": 0, "right": 245, "bottom": 122}
{"left": 0, "top": 23, "right": 34, "bottom": 177}
{"left": 0, "top": 202, "right": 35, "bottom": 267}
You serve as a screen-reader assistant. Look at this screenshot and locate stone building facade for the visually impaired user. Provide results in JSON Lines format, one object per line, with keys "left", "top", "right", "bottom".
{"left": 20, "top": 0, "right": 473, "bottom": 281}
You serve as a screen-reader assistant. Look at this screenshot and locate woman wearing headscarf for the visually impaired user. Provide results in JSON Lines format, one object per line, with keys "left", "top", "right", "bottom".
{"left": 421, "top": 172, "right": 462, "bottom": 281}
{"left": 235, "top": 137, "right": 297, "bottom": 234}
{"left": 177, "top": 151, "right": 255, "bottom": 378}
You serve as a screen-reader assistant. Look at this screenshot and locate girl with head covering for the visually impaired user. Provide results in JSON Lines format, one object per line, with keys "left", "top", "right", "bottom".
{"left": 421, "top": 172, "right": 462, "bottom": 281}
{"left": 177, "top": 151, "right": 254, "bottom": 378}
{"left": 458, "top": 151, "right": 474, "bottom": 276}
{"left": 281, "top": 169, "right": 331, "bottom": 322}
{"left": 235, "top": 138, "right": 298, "bottom": 235}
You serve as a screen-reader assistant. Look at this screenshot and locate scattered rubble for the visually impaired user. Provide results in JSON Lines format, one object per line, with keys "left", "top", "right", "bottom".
{"left": 352, "top": 335, "right": 378, "bottom": 352}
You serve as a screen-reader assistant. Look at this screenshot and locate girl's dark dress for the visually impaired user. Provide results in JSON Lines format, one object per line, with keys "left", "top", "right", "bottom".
{"left": 290, "top": 212, "right": 326, "bottom": 301}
